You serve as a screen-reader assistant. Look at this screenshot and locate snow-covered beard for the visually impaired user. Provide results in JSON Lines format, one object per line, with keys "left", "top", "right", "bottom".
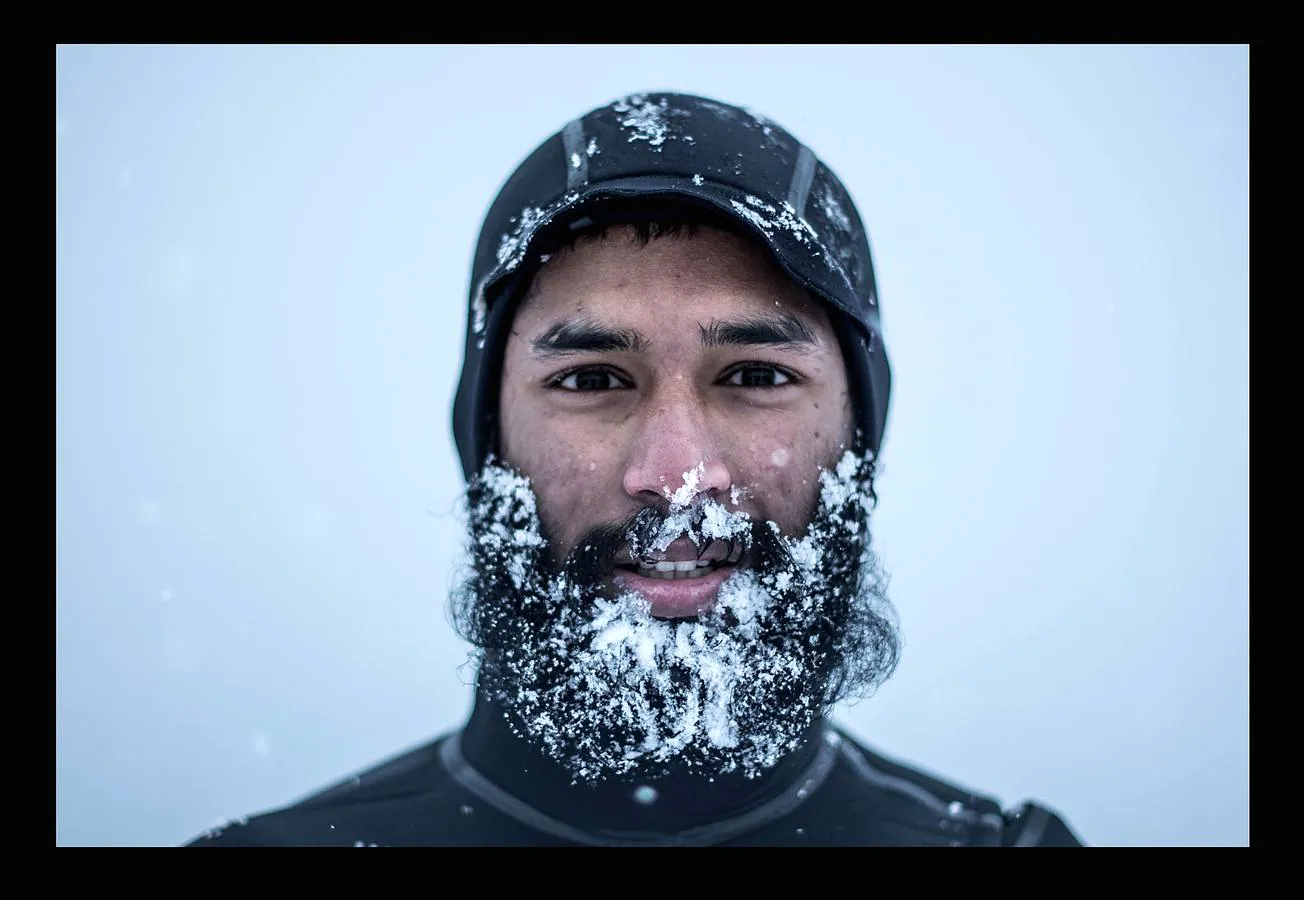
{"left": 449, "top": 450, "right": 901, "bottom": 785}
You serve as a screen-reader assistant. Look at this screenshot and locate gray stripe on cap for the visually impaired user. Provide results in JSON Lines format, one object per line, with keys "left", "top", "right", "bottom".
{"left": 787, "top": 145, "right": 817, "bottom": 215}
{"left": 562, "top": 119, "right": 589, "bottom": 189}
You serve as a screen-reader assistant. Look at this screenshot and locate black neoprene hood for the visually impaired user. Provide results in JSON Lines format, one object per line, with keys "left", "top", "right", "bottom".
{"left": 451, "top": 91, "right": 891, "bottom": 480}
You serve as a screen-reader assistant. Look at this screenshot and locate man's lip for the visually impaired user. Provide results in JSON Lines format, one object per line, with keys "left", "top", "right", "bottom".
{"left": 611, "top": 565, "right": 735, "bottom": 619}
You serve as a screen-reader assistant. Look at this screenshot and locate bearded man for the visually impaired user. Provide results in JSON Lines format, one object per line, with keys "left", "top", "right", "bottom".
{"left": 189, "top": 91, "right": 1084, "bottom": 847}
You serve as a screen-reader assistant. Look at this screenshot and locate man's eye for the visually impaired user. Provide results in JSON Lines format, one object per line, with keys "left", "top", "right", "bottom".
{"left": 554, "top": 368, "right": 627, "bottom": 391}
{"left": 722, "top": 365, "right": 793, "bottom": 388}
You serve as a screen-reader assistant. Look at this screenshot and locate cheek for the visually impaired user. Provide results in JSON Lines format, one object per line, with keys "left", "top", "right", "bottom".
{"left": 501, "top": 411, "right": 620, "bottom": 549}
{"left": 737, "top": 411, "right": 850, "bottom": 529}
{"left": 734, "top": 441, "right": 815, "bottom": 525}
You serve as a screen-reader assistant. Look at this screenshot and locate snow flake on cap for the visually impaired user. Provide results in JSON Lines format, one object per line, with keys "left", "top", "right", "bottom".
{"left": 743, "top": 107, "right": 781, "bottom": 144}
{"left": 586, "top": 137, "right": 600, "bottom": 157}
{"left": 199, "top": 816, "right": 248, "bottom": 841}
{"left": 696, "top": 98, "right": 739, "bottom": 120}
{"left": 469, "top": 274, "right": 490, "bottom": 334}
{"left": 494, "top": 191, "right": 584, "bottom": 277}
{"left": 496, "top": 205, "right": 548, "bottom": 270}
{"left": 611, "top": 93, "right": 692, "bottom": 151}
{"left": 816, "top": 181, "right": 852, "bottom": 234}
{"left": 473, "top": 192, "right": 581, "bottom": 334}
{"left": 730, "top": 194, "right": 820, "bottom": 246}
{"left": 812, "top": 181, "right": 861, "bottom": 288}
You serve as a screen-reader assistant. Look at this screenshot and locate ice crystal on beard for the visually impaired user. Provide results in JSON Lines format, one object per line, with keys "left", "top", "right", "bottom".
{"left": 643, "top": 463, "right": 752, "bottom": 556}
{"left": 459, "top": 449, "right": 885, "bottom": 784}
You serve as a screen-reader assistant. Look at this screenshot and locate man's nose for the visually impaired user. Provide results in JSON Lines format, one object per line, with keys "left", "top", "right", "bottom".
{"left": 622, "top": 397, "right": 732, "bottom": 506}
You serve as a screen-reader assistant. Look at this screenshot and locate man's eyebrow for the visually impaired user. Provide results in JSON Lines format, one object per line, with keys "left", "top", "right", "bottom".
{"left": 699, "top": 313, "right": 820, "bottom": 350}
{"left": 530, "top": 318, "right": 648, "bottom": 357}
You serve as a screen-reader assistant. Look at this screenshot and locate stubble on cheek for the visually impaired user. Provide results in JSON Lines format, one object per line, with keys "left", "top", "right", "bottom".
{"left": 735, "top": 447, "right": 829, "bottom": 540}
{"left": 510, "top": 444, "right": 605, "bottom": 561}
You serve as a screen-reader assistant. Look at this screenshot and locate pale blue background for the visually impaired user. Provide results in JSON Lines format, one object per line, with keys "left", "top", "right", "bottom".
{"left": 55, "top": 44, "right": 1249, "bottom": 847}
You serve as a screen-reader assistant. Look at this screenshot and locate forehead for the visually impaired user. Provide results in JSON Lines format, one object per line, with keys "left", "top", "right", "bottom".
{"left": 515, "top": 224, "right": 833, "bottom": 329}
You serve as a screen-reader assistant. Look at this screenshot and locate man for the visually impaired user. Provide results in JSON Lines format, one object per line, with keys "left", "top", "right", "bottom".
{"left": 189, "top": 91, "right": 1084, "bottom": 847}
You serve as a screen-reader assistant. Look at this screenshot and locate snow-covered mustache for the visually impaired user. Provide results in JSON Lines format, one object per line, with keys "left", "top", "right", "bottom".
{"left": 557, "top": 503, "right": 758, "bottom": 588}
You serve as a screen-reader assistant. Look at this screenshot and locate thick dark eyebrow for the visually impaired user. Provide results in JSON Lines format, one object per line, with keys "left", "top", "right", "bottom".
{"left": 699, "top": 313, "right": 819, "bottom": 350}
{"left": 530, "top": 318, "right": 648, "bottom": 358}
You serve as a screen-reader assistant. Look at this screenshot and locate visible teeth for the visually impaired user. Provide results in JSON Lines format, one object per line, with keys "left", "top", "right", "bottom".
{"left": 636, "top": 560, "right": 717, "bottom": 580}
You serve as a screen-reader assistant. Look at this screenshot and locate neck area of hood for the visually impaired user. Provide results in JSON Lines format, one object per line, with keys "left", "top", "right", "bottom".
{"left": 449, "top": 682, "right": 833, "bottom": 844}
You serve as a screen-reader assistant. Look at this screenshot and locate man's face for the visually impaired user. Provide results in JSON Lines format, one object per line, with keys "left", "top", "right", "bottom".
{"left": 453, "top": 223, "right": 898, "bottom": 783}
{"left": 498, "top": 224, "right": 855, "bottom": 618}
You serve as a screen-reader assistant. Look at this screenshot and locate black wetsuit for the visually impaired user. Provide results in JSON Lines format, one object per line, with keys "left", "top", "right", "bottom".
{"left": 187, "top": 690, "right": 1084, "bottom": 847}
